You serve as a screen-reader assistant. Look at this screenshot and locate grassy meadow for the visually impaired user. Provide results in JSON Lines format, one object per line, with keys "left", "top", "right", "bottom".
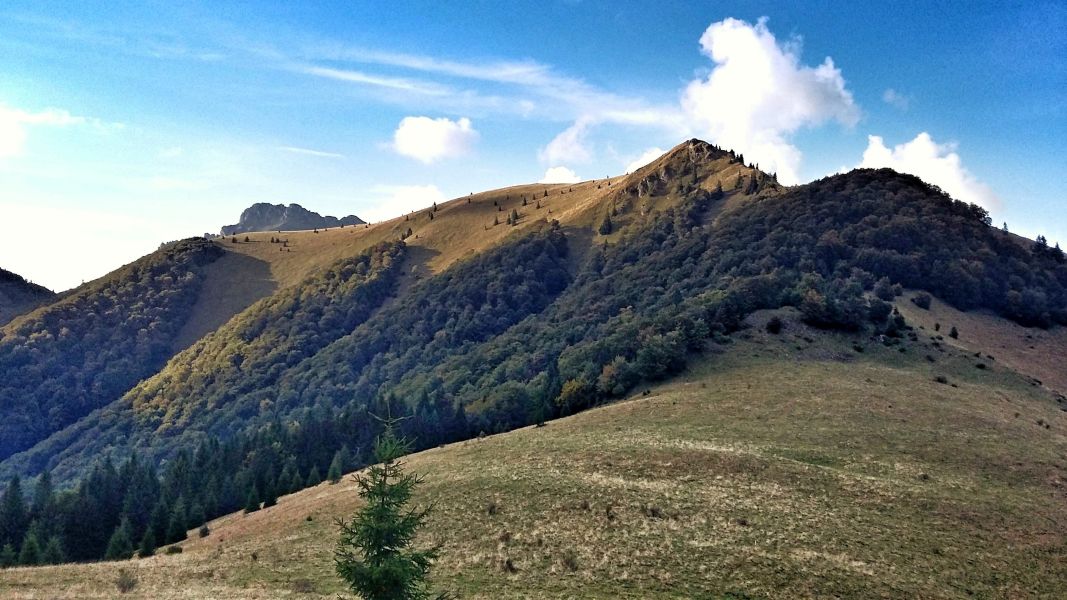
{"left": 2, "top": 312, "right": 1064, "bottom": 599}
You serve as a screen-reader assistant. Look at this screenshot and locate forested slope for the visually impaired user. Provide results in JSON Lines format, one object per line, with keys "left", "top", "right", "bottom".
{"left": 0, "top": 268, "right": 54, "bottom": 326}
{"left": 0, "top": 239, "right": 224, "bottom": 460}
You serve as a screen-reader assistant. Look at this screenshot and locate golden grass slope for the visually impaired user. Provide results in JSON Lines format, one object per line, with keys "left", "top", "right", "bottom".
{"left": 4, "top": 310, "right": 1064, "bottom": 599}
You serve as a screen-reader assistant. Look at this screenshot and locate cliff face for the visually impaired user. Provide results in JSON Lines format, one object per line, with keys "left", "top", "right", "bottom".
{"left": 221, "top": 203, "right": 364, "bottom": 235}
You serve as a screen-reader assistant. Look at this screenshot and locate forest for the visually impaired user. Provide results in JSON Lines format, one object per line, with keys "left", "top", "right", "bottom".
{"left": 0, "top": 239, "right": 224, "bottom": 460}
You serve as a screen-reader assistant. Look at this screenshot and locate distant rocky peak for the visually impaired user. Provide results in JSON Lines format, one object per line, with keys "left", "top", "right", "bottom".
{"left": 221, "top": 202, "right": 364, "bottom": 235}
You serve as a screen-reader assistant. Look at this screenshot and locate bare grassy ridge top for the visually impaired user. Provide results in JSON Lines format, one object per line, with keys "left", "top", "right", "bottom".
{"left": 4, "top": 312, "right": 1063, "bottom": 599}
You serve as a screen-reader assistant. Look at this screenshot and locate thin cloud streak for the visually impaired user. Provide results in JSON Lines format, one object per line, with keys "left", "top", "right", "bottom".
{"left": 277, "top": 145, "right": 346, "bottom": 159}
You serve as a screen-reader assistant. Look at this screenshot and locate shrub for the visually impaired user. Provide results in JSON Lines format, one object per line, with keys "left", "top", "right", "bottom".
{"left": 115, "top": 569, "right": 137, "bottom": 593}
{"left": 561, "top": 549, "right": 579, "bottom": 572}
{"left": 911, "top": 293, "right": 932, "bottom": 310}
{"left": 949, "top": 326, "right": 959, "bottom": 339}
{"left": 765, "top": 316, "right": 783, "bottom": 334}
{"left": 198, "top": 524, "right": 210, "bottom": 538}
{"left": 164, "top": 546, "right": 182, "bottom": 555}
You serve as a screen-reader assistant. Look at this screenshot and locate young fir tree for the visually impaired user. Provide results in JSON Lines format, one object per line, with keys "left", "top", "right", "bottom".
{"left": 335, "top": 425, "right": 445, "bottom": 600}
{"left": 244, "top": 485, "right": 261, "bottom": 514}
{"left": 18, "top": 528, "right": 42, "bottom": 565}
{"left": 0, "top": 543, "right": 15, "bottom": 568}
{"left": 105, "top": 517, "right": 133, "bottom": 560}
{"left": 41, "top": 535, "right": 64, "bottom": 564}
{"left": 138, "top": 528, "right": 156, "bottom": 558}
{"left": 167, "top": 499, "right": 188, "bottom": 543}
{"left": 328, "top": 451, "right": 345, "bottom": 484}
{"left": 0, "top": 475, "right": 27, "bottom": 550}
{"left": 306, "top": 466, "right": 323, "bottom": 487}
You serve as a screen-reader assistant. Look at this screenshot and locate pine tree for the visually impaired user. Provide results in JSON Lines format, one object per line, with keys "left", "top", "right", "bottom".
{"left": 167, "top": 499, "right": 188, "bottom": 542}
{"left": 244, "top": 485, "right": 261, "bottom": 514}
{"left": 510, "top": 209, "right": 519, "bottom": 226}
{"left": 328, "top": 451, "right": 345, "bottom": 484}
{"left": 41, "top": 535, "right": 64, "bottom": 564}
{"left": 137, "top": 528, "right": 156, "bottom": 558}
{"left": 149, "top": 500, "right": 169, "bottom": 548}
{"left": 288, "top": 468, "right": 305, "bottom": 494}
{"left": 105, "top": 517, "right": 133, "bottom": 560}
{"left": 598, "top": 215, "right": 613, "bottom": 236}
{"left": 335, "top": 425, "right": 444, "bottom": 600}
{"left": 306, "top": 466, "right": 323, "bottom": 487}
{"left": 31, "top": 471, "right": 54, "bottom": 518}
{"left": 18, "top": 528, "right": 41, "bottom": 565}
{"left": 263, "top": 481, "right": 278, "bottom": 508}
{"left": 0, "top": 543, "right": 14, "bottom": 568}
{"left": 0, "top": 476, "right": 28, "bottom": 550}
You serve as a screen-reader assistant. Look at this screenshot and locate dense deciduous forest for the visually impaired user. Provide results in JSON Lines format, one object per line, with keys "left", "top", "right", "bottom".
{"left": 1, "top": 166, "right": 1064, "bottom": 567}
{"left": 0, "top": 239, "right": 224, "bottom": 460}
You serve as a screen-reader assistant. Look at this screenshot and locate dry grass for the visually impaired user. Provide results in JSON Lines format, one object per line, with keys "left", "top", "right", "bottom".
{"left": 4, "top": 321, "right": 1064, "bottom": 599}
{"left": 896, "top": 289, "right": 1067, "bottom": 394}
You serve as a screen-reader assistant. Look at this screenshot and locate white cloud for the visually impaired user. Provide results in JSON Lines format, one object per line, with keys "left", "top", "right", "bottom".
{"left": 540, "top": 118, "right": 594, "bottom": 165}
{"left": 882, "top": 88, "right": 910, "bottom": 110}
{"left": 858, "top": 132, "right": 999, "bottom": 209}
{"left": 392, "top": 116, "right": 478, "bottom": 164}
{"left": 680, "top": 17, "right": 859, "bottom": 184}
{"left": 539, "top": 166, "right": 581, "bottom": 184}
{"left": 277, "top": 145, "right": 345, "bottom": 159}
{"left": 625, "top": 147, "right": 666, "bottom": 173}
{"left": 359, "top": 184, "right": 447, "bottom": 222}
{"left": 0, "top": 105, "right": 88, "bottom": 158}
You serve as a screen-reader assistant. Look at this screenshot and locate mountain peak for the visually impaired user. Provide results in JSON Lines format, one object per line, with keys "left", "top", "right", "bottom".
{"left": 220, "top": 202, "right": 364, "bottom": 235}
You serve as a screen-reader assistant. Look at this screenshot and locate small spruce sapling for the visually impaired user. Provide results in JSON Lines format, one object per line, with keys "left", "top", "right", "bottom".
{"left": 335, "top": 423, "right": 446, "bottom": 600}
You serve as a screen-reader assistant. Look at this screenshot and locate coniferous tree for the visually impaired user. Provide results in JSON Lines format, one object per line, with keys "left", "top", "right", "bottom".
{"left": 0, "top": 543, "right": 15, "bottom": 568}
{"left": 598, "top": 215, "right": 613, "bottom": 235}
{"left": 335, "top": 425, "right": 443, "bottom": 600}
{"left": 31, "top": 471, "right": 54, "bottom": 518}
{"left": 41, "top": 535, "right": 64, "bottom": 564}
{"left": 137, "top": 528, "right": 156, "bottom": 558}
{"left": 263, "top": 481, "right": 278, "bottom": 508}
{"left": 18, "top": 528, "right": 41, "bottom": 565}
{"left": 167, "top": 499, "right": 188, "bottom": 542}
{"left": 328, "top": 451, "right": 345, "bottom": 484}
{"left": 244, "top": 485, "right": 261, "bottom": 514}
{"left": 105, "top": 517, "right": 133, "bottom": 560}
{"left": 0, "top": 476, "right": 28, "bottom": 551}
{"left": 306, "top": 466, "right": 323, "bottom": 487}
{"left": 149, "top": 500, "right": 169, "bottom": 549}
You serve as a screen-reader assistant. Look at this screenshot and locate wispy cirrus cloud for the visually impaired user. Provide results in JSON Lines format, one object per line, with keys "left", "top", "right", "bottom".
{"left": 0, "top": 103, "right": 121, "bottom": 159}
{"left": 277, "top": 145, "right": 345, "bottom": 159}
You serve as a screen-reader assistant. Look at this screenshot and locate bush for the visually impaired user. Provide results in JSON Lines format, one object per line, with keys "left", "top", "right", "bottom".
{"left": 115, "top": 569, "right": 137, "bottom": 593}
{"left": 765, "top": 316, "right": 783, "bottom": 334}
{"left": 949, "top": 326, "right": 959, "bottom": 339}
{"left": 164, "top": 546, "right": 183, "bottom": 555}
{"left": 911, "top": 293, "right": 932, "bottom": 310}
{"left": 198, "top": 524, "right": 210, "bottom": 538}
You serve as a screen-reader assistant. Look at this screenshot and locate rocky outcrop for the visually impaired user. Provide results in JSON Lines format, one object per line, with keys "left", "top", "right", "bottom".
{"left": 221, "top": 203, "right": 364, "bottom": 235}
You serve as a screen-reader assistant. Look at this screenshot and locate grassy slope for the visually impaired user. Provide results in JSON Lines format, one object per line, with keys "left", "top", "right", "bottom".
{"left": 4, "top": 310, "right": 1064, "bottom": 599}
{"left": 895, "top": 290, "right": 1067, "bottom": 396}
{"left": 170, "top": 140, "right": 763, "bottom": 349}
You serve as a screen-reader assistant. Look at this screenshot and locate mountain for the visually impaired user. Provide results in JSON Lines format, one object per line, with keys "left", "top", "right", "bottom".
{"left": 220, "top": 202, "right": 365, "bottom": 235}
{"left": 0, "top": 140, "right": 1064, "bottom": 588}
{"left": 4, "top": 327, "right": 1065, "bottom": 597}
{"left": 0, "top": 267, "right": 54, "bottom": 326}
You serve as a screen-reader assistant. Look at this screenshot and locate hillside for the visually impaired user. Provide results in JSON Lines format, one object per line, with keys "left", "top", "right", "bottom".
{"left": 0, "top": 239, "right": 225, "bottom": 461}
{"left": 1, "top": 140, "right": 1065, "bottom": 578}
{"left": 2, "top": 322, "right": 1064, "bottom": 598}
{"left": 0, "top": 268, "right": 54, "bottom": 326}
{"left": 220, "top": 203, "right": 364, "bottom": 236}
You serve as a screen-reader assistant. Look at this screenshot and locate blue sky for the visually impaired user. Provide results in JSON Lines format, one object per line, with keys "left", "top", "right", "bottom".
{"left": 1, "top": 1, "right": 1063, "bottom": 291}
